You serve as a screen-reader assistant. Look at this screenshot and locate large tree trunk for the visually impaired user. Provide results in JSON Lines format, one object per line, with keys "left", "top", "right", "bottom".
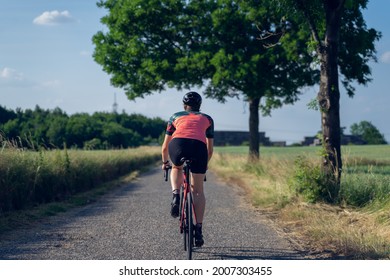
{"left": 248, "top": 97, "right": 260, "bottom": 161}
{"left": 317, "top": 0, "right": 344, "bottom": 201}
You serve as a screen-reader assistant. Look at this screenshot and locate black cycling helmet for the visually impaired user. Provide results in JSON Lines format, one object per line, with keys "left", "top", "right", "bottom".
{"left": 183, "top": 91, "right": 202, "bottom": 109}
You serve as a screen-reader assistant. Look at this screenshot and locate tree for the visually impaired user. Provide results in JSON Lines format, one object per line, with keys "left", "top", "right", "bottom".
{"left": 102, "top": 122, "right": 142, "bottom": 148}
{"left": 93, "top": 0, "right": 318, "bottom": 159}
{"left": 66, "top": 114, "right": 99, "bottom": 148}
{"left": 350, "top": 121, "right": 387, "bottom": 145}
{"left": 117, "top": 113, "right": 165, "bottom": 139}
{"left": 46, "top": 116, "right": 68, "bottom": 148}
{"left": 2, "top": 119, "right": 20, "bottom": 141}
{"left": 274, "top": 0, "right": 381, "bottom": 199}
{"left": 0, "top": 106, "right": 163, "bottom": 149}
{"left": 0, "top": 105, "right": 16, "bottom": 124}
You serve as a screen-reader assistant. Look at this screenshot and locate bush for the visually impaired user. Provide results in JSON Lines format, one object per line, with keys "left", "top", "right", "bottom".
{"left": 289, "top": 156, "right": 339, "bottom": 203}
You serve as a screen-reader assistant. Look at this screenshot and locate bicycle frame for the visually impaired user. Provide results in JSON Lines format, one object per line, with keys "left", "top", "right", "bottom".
{"left": 163, "top": 158, "right": 197, "bottom": 260}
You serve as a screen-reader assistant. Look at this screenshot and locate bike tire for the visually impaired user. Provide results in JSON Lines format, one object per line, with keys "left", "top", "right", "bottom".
{"left": 180, "top": 186, "right": 185, "bottom": 218}
{"left": 183, "top": 194, "right": 188, "bottom": 252}
{"left": 187, "top": 191, "right": 193, "bottom": 260}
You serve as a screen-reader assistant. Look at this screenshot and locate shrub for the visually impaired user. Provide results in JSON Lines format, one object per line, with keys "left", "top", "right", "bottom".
{"left": 289, "top": 156, "right": 339, "bottom": 203}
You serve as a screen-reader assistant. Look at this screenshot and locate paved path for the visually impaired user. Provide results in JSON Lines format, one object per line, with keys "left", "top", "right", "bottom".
{"left": 0, "top": 167, "right": 304, "bottom": 260}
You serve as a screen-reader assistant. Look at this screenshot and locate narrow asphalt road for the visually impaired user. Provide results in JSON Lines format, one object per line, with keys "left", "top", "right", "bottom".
{"left": 0, "top": 166, "right": 305, "bottom": 260}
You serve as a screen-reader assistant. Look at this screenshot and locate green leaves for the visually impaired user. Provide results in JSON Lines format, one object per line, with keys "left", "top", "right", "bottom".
{"left": 275, "top": 0, "right": 381, "bottom": 97}
{"left": 0, "top": 105, "right": 166, "bottom": 149}
{"left": 93, "top": 0, "right": 380, "bottom": 111}
{"left": 338, "top": 1, "right": 381, "bottom": 96}
{"left": 350, "top": 121, "right": 388, "bottom": 145}
{"left": 93, "top": 0, "right": 318, "bottom": 113}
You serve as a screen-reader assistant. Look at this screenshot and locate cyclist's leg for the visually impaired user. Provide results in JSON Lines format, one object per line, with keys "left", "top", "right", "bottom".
{"left": 191, "top": 173, "right": 206, "bottom": 223}
{"left": 168, "top": 138, "right": 186, "bottom": 217}
{"left": 168, "top": 166, "right": 183, "bottom": 217}
{"left": 188, "top": 140, "right": 207, "bottom": 247}
{"left": 168, "top": 138, "right": 186, "bottom": 192}
{"left": 170, "top": 165, "right": 183, "bottom": 192}
{"left": 191, "top": 172, "right": 205, "bottom": 247}
{"left": 189, "top": 139, "right": 208, "bottom": 224}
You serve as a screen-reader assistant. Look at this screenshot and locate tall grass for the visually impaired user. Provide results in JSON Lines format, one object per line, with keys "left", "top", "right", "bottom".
{"left": 0, "top": 140, "right": 160, "bottom": 213}
{"left": 211, "top": 145, "right": 390, "bottom": 258}
{"left": 214, "top": 145, "right": 390, "bottom": 207}
{"left": 340, "top": 155, "right": 390, "bottom": 207}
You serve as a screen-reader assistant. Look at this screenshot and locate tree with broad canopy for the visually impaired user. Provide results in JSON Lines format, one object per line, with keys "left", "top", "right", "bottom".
{"left": 93, "top": 0, "right": 319, "bottom": 160}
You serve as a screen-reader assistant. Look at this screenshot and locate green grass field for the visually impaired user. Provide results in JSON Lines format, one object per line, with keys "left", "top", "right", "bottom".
{"left": 215, "top": 145, "right": 390, "bottom": 161}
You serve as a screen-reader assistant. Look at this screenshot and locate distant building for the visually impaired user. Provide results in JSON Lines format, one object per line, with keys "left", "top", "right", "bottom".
{"left": 271, "top": 141, "right": 287, "bottom": 147}
{"left": 214, "top": 131, "right": 270, "bottom": 146}
{"left": 301, "top": 136, "right": 321, "bottom": 146}
{"left": 300, "top": 135, "right": 366, "bottom": 146}
{"left": 341, "top": 135, "right": 366, "bottom": 145}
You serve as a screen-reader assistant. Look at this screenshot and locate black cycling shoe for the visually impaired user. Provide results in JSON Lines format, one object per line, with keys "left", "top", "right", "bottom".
{"left": 170, "top": 194, "right": 180, "bottom": 218}
{"left": 194, "top": 225, "right": 204, "bottom": 247}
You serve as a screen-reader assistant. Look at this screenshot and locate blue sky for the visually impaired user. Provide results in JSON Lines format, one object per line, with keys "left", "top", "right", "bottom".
{"left": 1, "top": 0, "right": 389, "bottom": 144}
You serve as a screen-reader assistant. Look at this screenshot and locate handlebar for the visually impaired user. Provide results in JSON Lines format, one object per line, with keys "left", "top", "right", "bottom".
{"left": 164, "top": 166, "right": 172, "bottom": 181}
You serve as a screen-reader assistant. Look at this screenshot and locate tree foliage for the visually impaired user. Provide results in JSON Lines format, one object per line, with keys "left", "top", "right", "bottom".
{"left": 0, "top": 105, "right": 165, "bottom": 149}
{"left": 350, "top": 121, "right": 387, "bottom": 145}
{"left": 93, "top": 0, "right": 319, "bottom": 159}
{"left": 273, "top": 0, "right": 380, "bottom": 94}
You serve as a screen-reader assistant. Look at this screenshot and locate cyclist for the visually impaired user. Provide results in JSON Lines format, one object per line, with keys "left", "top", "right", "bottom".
{"left": 161, "top": 91, "right": 214, "bottom": 247}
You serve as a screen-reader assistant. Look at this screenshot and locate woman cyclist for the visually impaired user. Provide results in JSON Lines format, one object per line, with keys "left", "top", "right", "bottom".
{"left": 161, "top": 91, "right": 214, "bottom": 247}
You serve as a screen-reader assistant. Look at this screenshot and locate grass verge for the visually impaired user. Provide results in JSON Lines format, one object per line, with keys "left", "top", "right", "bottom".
{"left": 210, "top": 146, "right": 390, "bottom": 259}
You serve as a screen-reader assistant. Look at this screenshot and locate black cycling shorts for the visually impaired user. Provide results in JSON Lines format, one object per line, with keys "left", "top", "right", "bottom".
{"left": 168, "top": 138, "right": 208, "bottom": 174}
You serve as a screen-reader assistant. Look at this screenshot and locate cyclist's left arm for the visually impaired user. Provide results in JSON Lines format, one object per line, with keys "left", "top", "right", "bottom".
{"left": 206, "top": 138, "right": 213, "bottom": 162}
{"left": 204, "top": 114, "right": 214, "bottom": 163}
{"left": 161, "top": 134, "right": 172, "bottom": 169}
{"left": 204, "top": 115, "right": 214, "bottom": 163}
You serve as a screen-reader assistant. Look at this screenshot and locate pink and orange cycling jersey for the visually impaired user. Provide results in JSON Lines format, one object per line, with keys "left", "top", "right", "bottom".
{"left": 165, "top": 111, "right": 214, "bottom": 144}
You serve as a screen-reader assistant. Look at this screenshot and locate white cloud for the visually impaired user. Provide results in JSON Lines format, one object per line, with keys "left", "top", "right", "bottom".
{"left": 0, "top": 67, "right": 24, "bottom": 81}
{"left": 33, "top": 10, "right": 74, "bottom": 26}
{"left": 0, "top": 67, "right": 34, "bottom": 88}
{"left": 380, "top": 51, "right": 390, "bottom": 64}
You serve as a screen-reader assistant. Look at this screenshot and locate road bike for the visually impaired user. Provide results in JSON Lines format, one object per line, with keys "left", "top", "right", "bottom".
{"left": 164, "top": 158, "right": 196, "bottom": 260}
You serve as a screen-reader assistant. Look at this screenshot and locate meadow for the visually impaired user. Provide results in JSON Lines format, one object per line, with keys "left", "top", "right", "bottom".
{"left": 211, "top": 145, "right": 390, "bottom": 259}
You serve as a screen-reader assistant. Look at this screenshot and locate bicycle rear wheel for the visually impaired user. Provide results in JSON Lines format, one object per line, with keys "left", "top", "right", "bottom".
{"left": 187, "top": 191, "right": 194, "bottom": 260}
{"left": 183, "top": 192, "right": 188, "bottom": 251}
